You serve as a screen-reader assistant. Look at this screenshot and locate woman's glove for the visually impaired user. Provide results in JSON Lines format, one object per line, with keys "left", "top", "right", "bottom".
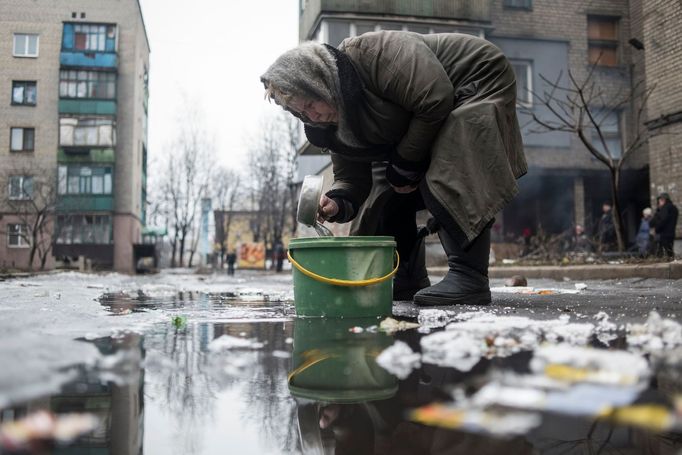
{"left": 385, "top": 164, "right": 423, "bottom": 188}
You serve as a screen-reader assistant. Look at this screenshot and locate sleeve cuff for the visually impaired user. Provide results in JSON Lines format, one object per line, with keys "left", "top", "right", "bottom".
{"left": 325, "top": 190, "right": 358, "bottom": 223}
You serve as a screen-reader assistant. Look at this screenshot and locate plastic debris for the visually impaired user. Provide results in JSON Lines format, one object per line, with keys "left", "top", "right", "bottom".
{"left": 505, "top": 275, "right": 528, "bottom": 287}
{"left": 379, "top": 317, "right": 420, "bottom": 333}
{"left": 0, "top": 411, "right": 99, "bottom": 451}
{"left": 410, "top": 403, "right": 541, "bottom": 437}
{"left": 574, "top": 282, "right": 588, "bottom": 290}
{"left": 376, "top": 340, "right": 421, "bottom": 379}
{"left": 348, "top": 326, "right": 364, "bottom": 333}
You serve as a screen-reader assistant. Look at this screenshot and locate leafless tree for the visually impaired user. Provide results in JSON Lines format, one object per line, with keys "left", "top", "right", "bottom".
{"left": 522, "top": 58, "right": 656, "bottom": 251}
{"left": 245, "top": 112, "right": 300, "bottom": 252}
{"left": 159, "top": 106, "right": 214, "bottom": 267}
{"left": 0, "top": 167, "right": 57, "bottom": 270}
{"left": 213, "top": 167, "right": 241, "bottom": 268}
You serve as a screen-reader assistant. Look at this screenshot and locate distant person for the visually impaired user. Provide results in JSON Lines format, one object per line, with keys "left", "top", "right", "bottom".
{"left": 635, "top": 207, "right": 653, "bottom": 257}
{"left": 650, "top": 193, "right": 679, "bottom": 259}
{"left": 226, "top": 250, "right": 237, "bottom": 276}
{"left": 274, "top": 241, "right": 285, "bottom": 272}
{"left": 565, "top": 224, "right": 592, "bottom": 253}
{"left": 597, "top": 202, "right": 616, "bottom": 252}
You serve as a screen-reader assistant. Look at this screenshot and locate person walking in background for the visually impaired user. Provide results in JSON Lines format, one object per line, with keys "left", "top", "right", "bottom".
{"left": 635, "top": 207, "right": 653, "bottom": 257}
{"left": 597, "top": 202, "right": 616, "bottom": 253}
{"left": 650, "top": 193, "right": 679, "bottom": 259}
{"left": 565, "top": 224, "right": 593, "bottom": 253}
{"left": 226, "top": 250, "right": 237, "bottom": 276}
{"left": 262, "top": 31, "right": 526, "bottom": 305}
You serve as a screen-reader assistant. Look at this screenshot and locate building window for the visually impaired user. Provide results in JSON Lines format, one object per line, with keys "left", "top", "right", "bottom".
{"left": 510, "top": 60, "right": 533, "bottom": 107}
{"left": 504, "top": 0, "right": 532, "bottom": 9}
{"left": 8, "top": 176, "right": 33, "bottom": 200}
{"left": 13, "top": 34, "right": 39, "bottom": 57}
{"left": 59, "top": 70, "right": 116, "bottom": 99}
{"left": 12, "top": 81, "right": 37, "bottom": 105}
{"left": 58, "top": 165, "right": 112, "bottom": 195}
{"left": 73, "top": 24, "right": 114, "bottom": 52}
{"left": 59, "top": 117, "right": 116, "bottom": 147}
{"left": 587, "top": 16, "right": 619, "bottom": 67}
{"left": 7, "top": 224, "right": 29, "bottom": 248}
{"left": 591, "top": 110, "right": 622, "bottom": 158}
{"left": 55, "top": 215, "right": 112, "bottom": 244}
{"left": 10, "top": 127, "right": 35, "bottom": 152}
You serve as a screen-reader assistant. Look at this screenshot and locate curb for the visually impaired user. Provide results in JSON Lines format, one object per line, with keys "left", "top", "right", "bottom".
{"left": 428, "top": 261, "right": 682, "bottom": 280}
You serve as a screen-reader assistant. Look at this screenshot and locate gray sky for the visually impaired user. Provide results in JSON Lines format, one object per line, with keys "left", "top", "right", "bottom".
{"left": 139, "top": 0, "right": 299, "bottom": 170}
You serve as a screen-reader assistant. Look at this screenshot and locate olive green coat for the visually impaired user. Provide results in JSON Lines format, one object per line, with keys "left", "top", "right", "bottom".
{"left": 328, "top": 31, "right": 527, "bottom": 246}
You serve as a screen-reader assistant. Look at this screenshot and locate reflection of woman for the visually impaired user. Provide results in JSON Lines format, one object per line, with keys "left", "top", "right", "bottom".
{"left": 262, "top": 31, "right": 526, "bottom": 305}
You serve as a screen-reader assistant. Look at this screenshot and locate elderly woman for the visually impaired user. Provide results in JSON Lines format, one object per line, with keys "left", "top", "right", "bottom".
{"left": 261, "top": 31, "right": 526, "bottom": 306}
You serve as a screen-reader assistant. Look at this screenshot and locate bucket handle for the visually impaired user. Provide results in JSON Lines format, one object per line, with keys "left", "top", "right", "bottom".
{"left": 287, "top": 249, "right": 400, "bottom": 287}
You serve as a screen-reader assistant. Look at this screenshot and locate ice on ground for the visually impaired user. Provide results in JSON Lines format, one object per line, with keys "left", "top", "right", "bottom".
{"left": 420, "top": 331, "right": 484, "bottom": 372}
{"left": 208, "top": 334, "right": 265, "bottom": 351}
{"left": 379, "top": 317, "right": 420, "bottom": 333}
{"left": 627, "top": 311, "right": 682, "bottom": 353}
{"left": 417, "top": 309, "right": 457, "bottom": 329}
{"left": 376, "top": 340, "right": 421, "bottom": 379}
{"left": 490, "top": 286, "right": 581, "bottom": 295}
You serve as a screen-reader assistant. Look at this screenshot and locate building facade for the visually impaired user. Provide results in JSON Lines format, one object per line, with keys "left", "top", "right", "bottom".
{"left": 296, "top": 0, "right": 656, "bottom": 246}
{"left": 0, "top": 0, "right": 150, "bottom": 272}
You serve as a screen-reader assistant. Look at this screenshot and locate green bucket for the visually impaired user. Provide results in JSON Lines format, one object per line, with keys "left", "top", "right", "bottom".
{"left": 288, "top": 236, "right": 397, "bottom": 318}
{"left": 288, "top": 318, "right": 398, "bottom": 403}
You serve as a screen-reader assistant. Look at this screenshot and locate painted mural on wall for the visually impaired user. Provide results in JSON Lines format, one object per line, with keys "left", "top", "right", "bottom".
{"left": 238, "top": 242, "right": 266, "bottom": 269}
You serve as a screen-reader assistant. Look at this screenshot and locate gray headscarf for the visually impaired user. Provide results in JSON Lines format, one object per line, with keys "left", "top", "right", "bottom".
{"left": 260, "top": 42, "right": 365, "bottom": 148}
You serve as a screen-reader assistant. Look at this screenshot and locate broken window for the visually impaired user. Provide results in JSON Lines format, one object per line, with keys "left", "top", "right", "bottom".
{"left": 588, "top": 16, "right": 619, "bottom": 67}
{"left": 12, "top": 81, "right": 37, "bottom": 105}
{"left": 8, "top": 175, "right": 33, "bottom": 200}
{"left": 73, "top": 24, "right": 108, "bottom": 51}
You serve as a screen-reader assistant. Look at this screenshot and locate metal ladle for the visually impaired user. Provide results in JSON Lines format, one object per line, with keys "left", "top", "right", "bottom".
{"left": 297, "top": 175, "right": 334, "bottom": 237}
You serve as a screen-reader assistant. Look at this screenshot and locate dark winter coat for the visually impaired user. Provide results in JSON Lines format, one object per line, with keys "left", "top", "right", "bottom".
{"left": 651, "top": 201, "right": 679, "bottom": 240}
{"left": 308, "top": 31, "right": 527, "bottom": 247}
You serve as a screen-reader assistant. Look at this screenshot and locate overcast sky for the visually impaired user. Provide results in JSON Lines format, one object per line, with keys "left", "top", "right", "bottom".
{"left": 138, "top": 0, "right": 299, "bottom": 170}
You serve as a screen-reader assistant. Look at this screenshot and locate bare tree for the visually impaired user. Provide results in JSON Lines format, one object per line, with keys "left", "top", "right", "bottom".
{"left": 245, "top": 112, "right": 300, "bottom": 252}
{"left": 159, "top": 105, "right": 214, "bottom": 267}
{"left": 522, "top": 58, "right": 656, "bottom": 251}
{"left": 0, "top": 167, "right": 57, "bottom": 270}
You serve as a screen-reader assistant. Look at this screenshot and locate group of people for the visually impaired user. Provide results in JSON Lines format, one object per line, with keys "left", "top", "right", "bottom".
{"left": 566, "top": 193, "right": 679, "bottom": 258}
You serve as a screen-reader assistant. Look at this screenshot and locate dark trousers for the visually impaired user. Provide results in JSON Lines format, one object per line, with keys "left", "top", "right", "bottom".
{"left": 374, "top": 190, "right": 426, "bottom": 260}
{"left": 658, "top": 236, "right": 675, "bottom": 259}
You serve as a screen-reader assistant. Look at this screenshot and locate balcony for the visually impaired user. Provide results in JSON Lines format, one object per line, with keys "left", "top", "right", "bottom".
{"left": 59, "top": 99, "right": 117, "bottom": 116}
{"left": 58, "top": 148, "right": 115, "bottom": 164}
{"left": 60, "top": 51, "right": 117, "bottom": 69}
{"left": 300, "top": 0, "right": 491, "bottom": 38}
{"left": 57, "top": 195, "right": 114, "bottom": 212}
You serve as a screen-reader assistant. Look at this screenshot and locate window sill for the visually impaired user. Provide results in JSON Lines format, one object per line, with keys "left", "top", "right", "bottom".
{"left": 13, "top": 54, "right": 39, "bottom": 59}
{"left": 7, "top": 245, "right": 29, "bottom": 249}
{"left": 503, "top": 6, "right": 533, "bottom": 11}
{"left": 8, "top": 198, "right": 33, "bottom": 201}
{"left": 10, "top": 150, "right": 35, "bottom": 153}
{"left": 10, "top": 103, "right": 36, "bottom": 107}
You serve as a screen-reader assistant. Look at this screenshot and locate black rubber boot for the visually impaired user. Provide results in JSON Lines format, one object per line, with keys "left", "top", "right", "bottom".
{"left": 413, "top": 227, "right": 491, "bottom": 306}
{"left": 393, "top": 234, "right": 430, "bottom": 301}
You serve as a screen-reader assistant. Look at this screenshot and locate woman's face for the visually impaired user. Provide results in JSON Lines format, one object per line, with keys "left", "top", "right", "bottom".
{"left": 288, "top": 97, "right": 338, "bottom": 124}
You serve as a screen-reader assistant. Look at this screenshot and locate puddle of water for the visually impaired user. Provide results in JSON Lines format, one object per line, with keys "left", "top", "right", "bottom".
{"left": 1, "top": 292, "right": 681, "bottom": 454}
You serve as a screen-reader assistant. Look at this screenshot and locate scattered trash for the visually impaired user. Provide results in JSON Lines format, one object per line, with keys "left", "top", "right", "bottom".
{"left": 574, "top": 282, "right": 588, "bottom": 290}
{"left": 348, "top": 326, "right": 364, "bottom": 333}
{"left": 410, "top": 403, "right": 541, "bottom": 437}
{"left": 208, "top": 335, "right": 264, "bottom": 351}
{"left": 271, "top": 350, "right": 291, "bottom": 359}
{"left": 0, "top": 411, "right": 99, "bottom": 451}
{"left": 376, "top": 340, "right": 421, "bottom": 379}
{"left": 491, "top": 286, "right": 579, "bottom": 295}
{"left": 379, "top": 317, "right": 420, "bottom": 333}
{"left": 417, "top": 309, "right": 455, "bottom": 329}
{"left": 505, "top": 275, "right": 528, "bottom": 287}
{"left": 502, "top": 259, "right": 517, "bottom": 265}
{"left": 627, "top": 311, "right": 682, "bottom": 353}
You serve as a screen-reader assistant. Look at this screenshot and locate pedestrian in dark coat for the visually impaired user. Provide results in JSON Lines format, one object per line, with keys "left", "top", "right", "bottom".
{"left": 261, "top": 31, "right": 527, "bottom": 305}
{"left": 650, "top": 193, "right": 678, "bottom": 259}
{"left": 597, "top": 202, "right": 616, "bottom": 253}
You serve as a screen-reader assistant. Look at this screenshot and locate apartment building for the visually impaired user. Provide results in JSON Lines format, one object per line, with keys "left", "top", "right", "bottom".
{"left": 0, "top": 0, "right": 150, "bottom": 272}
{"left": 296, "top": 0, "right": 655, "bottom": 243}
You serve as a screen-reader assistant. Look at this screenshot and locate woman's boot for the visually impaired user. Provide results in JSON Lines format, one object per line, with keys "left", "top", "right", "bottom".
{"left": 413, "top": 227, "right": 491, "bottom": 306}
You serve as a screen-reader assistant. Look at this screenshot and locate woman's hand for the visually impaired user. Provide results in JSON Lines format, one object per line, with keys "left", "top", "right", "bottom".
{"left": 318, "top": 195, "right": 339, "bottom": 221}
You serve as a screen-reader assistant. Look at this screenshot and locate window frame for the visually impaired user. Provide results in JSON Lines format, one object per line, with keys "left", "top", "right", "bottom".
{"left": 7, "top": 224, "right": 29, "bottom": 248}
{"left": 8, "top": 175, "right": 34, "bottom": 200}
{"left": 587, "top": 15, "right": 620, "bottom": 67}
{"left": 55, "top": 214, "right": 113, "bottom": 245}
{"left": 503, "top": 0, "right": 533, "bottom": 10}
{"left": 9, "top": 127, "right": 36, "bottom": 152}
{"left": 59, "top": 70, "right": 116, "bottom": 100}
{"left": 11, "top": 81, "right": 37, "bottom": 106}
{"left": 510, "top": 59, "right": 533, "bottom": 108}
{"left": 59, "top": 117, "right": 116, "bottom": 148}
{"left": 589, "top": 108, "right": 623, "bottom": 158}
{"left": 57, "top": 165, "right": 113, "bottom": 195}
{"left": 13, "top": 33, "right": 39, "bottom": 58}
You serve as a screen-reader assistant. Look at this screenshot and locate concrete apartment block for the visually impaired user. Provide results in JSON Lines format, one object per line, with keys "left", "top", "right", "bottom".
{"left": 0, "top": 0, "right": 150, "bottom": 272}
